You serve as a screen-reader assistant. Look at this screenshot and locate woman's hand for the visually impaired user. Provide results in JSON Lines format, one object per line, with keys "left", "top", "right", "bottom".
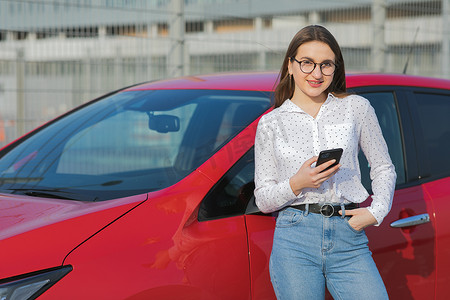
{"left": 289, "top": 156, "right": 340, "bottom": 196}
{"left": 340, "top": 208, "right": 378, "bottom": 231}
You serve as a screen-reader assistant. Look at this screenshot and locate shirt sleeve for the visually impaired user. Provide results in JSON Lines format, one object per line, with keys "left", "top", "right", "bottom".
{"left": 254, "top": 115, "right": 298, "bottom": 213}
{"left": 358, "top": 101, "right": 397, "bottom": 225}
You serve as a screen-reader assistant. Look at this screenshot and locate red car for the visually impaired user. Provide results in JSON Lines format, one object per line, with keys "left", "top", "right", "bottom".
{"left": 0, "top": 72, "right": 449, "bottom": 299}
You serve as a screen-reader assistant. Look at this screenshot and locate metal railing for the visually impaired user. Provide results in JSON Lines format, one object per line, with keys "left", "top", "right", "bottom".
{"left": 0, "top": 0, "right": 448, "bottom": 146}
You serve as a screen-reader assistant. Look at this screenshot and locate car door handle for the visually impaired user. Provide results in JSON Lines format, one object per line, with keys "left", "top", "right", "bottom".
{"left": 390, "top": 213, "right": 430, "bottom": 228}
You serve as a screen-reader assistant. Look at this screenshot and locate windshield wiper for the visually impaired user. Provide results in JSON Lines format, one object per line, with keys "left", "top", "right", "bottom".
{"left": 0, "top": 177, "right": 43, "bottom": 184}
{"left": 1, "top": 188, "right": 94, "bottom": 201}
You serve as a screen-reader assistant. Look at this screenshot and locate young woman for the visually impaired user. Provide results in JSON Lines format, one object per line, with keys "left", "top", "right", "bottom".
{"left": 254, "top": 25, "right": 396, "bottom": 299}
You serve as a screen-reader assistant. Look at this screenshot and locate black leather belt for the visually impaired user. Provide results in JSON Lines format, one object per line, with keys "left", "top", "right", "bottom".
{"left": 290, "top": 203, "right": 359, "bottom": 217}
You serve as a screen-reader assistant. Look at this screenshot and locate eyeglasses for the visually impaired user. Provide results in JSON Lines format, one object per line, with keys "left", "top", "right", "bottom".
{"left": 290, "top": 57, "right": 336, "bottom": 76}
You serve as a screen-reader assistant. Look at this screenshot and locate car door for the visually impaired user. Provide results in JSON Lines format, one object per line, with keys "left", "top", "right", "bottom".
{"left": 405, "top": 87, "right": 450, "bottom": 299}
{"left": 356, "top": 89, "right": 435, "bottom": 300}
{"left": 244, "top": 88, "right": 436, "bottom": 300}
{"left": 199, "top": 147, "right": 277, "bottom": 299}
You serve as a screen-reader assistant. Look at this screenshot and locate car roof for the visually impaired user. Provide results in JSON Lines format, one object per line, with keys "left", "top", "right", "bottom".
{"left": 346, "top": 73, "right": 450, "bottom": 90}
{"left": 126, "top": 72, "right": 278, "bottom": 92}
{"left": 125, "top": 72, "right": 450, "bottom": 92}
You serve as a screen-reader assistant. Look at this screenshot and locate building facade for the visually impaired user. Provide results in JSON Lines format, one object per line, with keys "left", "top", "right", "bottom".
{"left": 0, "top": 0, "right": 449, "bottom": 145}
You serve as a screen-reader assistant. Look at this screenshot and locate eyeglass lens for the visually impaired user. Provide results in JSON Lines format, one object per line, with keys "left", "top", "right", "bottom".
{"left": 300, "top": 61, "right": 335, "bottom": 75}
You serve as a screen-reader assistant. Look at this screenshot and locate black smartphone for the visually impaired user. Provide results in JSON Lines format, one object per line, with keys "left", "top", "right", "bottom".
{"left": 316, "top": 148, "right": 343, "bottom": 172}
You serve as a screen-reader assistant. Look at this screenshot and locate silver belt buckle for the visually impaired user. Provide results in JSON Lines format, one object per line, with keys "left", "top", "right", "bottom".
{"left": 320, "top": 204, "right": 334, "bottom": 217}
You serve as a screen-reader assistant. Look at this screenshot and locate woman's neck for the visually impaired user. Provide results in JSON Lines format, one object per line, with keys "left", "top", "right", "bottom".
{"left": 291, "top": 93, "right": 328, "bottom": 118}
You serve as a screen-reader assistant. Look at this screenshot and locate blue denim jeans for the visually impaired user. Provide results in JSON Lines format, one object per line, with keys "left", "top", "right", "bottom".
{"left": 270, "top": 207, "right": 388, "bottom": 300}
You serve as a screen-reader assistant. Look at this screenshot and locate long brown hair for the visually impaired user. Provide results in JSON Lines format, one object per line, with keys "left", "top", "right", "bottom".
{"left": 274, "top": 25, "right": 346, "bottom": 108}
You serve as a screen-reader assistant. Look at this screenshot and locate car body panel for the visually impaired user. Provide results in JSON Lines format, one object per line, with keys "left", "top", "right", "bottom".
{"left": 423, "top": 177, "right": 450, "bottom": 297}
{"left": 245, "top": 214, "right": 277, "bottom": 299}
{"left": 346, "top": 73, "right": 450, "bottom": 90}
{"left": 365, "top": 186, "right": 436, "bottom": 299}
{"left": 0, "top": 193, "right": 147, "bottom": 279}
{"left": 44, "top": 160, "right": 252, "bottom": 299}
{"left": 126, "top": 72, "right": 277, "bottom": 92}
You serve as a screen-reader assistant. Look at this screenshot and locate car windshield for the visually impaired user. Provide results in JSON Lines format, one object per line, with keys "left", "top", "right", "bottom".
{"left": 0, "top": 89, "right": 271, "bottom": 201}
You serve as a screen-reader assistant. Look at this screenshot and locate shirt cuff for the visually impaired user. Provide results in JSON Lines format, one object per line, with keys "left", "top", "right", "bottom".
{"left": 366, "top": 206, "right": 384, "bottom": 227}
{"left": 283, "top": 178, "right": 302, "bottom": 200}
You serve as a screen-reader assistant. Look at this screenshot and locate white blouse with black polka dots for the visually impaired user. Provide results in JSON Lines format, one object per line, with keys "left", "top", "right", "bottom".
{"left": 254, "top": 93, "right": 397, "bottom": 225}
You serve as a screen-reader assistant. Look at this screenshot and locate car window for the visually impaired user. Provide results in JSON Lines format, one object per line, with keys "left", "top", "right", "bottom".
{"left": 413, "top": 92, "right": 450, "bottom": 178}
{"left": 0, "top": 90, "right": 271, "bottom": 201}
{"left": 199, "top": 148, "right": 255, "bottom": 221}
{"left": 57, "top": 104, "right": 196, "bottom": 175}
{"left": 358, "top": 92, "right": 406, "bottom": 190}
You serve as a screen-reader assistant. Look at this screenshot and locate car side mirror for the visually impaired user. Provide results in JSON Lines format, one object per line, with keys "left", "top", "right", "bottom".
{"left": 148, "top": 113, "right": 180, "bottom": 133}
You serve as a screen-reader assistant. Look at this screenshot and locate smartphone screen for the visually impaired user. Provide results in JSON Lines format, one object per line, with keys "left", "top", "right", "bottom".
{"left": 316, "top": 148, "right": 343, "bottom": 172}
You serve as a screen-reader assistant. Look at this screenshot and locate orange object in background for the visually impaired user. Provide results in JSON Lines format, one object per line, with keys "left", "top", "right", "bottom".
{"left": 0, "top": 117, "right": 5, "bottom": 142}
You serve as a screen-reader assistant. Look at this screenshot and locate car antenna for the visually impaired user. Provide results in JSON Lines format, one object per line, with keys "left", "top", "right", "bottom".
{"left": 403, "top": 26, "right": 420, "bottom": 74}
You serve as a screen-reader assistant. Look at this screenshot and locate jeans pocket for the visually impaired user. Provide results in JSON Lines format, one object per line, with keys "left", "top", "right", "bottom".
{"left": 275, "top": 208, "right": 304, "bottom": 228}
{"left": 344, "top": 217, "right": 364, "bottom": 234}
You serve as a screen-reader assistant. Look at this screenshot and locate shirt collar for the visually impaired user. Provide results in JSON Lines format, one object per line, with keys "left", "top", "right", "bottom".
{"left": 279, "top": 93, "right": 336, "bottom": 114}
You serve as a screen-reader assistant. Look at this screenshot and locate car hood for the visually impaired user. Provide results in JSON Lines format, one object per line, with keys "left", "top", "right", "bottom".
{"left": 0, "top": 192, "right": 147, "bottom": 279}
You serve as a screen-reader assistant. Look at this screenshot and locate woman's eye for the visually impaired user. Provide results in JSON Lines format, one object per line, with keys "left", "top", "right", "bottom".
{"left": 301, "top": 60, "right": 314, "bottom": 65}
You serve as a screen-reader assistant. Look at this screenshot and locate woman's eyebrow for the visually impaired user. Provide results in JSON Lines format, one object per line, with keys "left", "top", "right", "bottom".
{"left": 299, "top": 56, "right": 335, "bottom": 63}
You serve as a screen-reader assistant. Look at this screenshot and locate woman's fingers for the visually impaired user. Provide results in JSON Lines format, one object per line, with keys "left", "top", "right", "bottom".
{"left": 320, "top": 162, "right": 341, "bottom": 177}
{"left": 339, "top": 208, "right": 378, "bottom": 231}
{"left": 290, "top": 156, "right": 341, "bottom": 193}
{"left": 308, "top": 165, "right": 339, "bottom": 187}
{"left": 315, "top": 159, "right": 338, "bottom": 173}
{"left": 305, "top": 156, "right": 319, "bottom": 166}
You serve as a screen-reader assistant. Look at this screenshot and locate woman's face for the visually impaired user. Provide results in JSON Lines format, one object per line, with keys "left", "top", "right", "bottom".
{"left": 288, "top": 41, "right": 336, "bottom": 102}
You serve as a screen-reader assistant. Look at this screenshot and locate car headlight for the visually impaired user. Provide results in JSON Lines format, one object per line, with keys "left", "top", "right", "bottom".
{"left": 0, "top": 266, "right": 72, "bottom": 300}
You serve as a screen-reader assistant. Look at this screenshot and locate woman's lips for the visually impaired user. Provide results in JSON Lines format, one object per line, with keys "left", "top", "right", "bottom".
{"left": 307, "top": 80, "right": 324, "bottom": 87}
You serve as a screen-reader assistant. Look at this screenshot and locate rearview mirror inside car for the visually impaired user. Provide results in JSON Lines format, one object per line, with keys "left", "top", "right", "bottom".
{"left": 148, "top": 113, "right": 180, "bottom": 133}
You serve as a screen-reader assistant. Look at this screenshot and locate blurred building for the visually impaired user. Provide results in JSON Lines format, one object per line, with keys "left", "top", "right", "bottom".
{"left": 0, "top": 0, "right": 449, "bottom": 145}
